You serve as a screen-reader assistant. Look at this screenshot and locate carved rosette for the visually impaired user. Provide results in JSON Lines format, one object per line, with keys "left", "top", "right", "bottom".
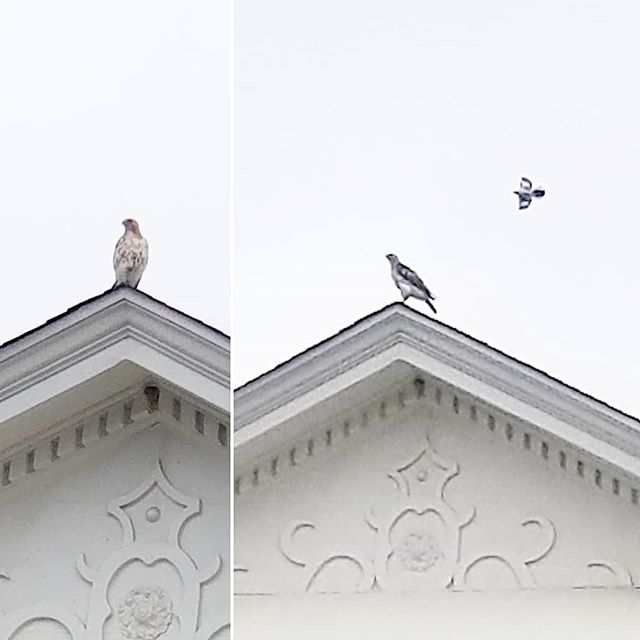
{"left": 394, "top": 531, "right": 443, "bottom": 573}
{"left": 118, "top": 586, "right": 173, "bottom": 639}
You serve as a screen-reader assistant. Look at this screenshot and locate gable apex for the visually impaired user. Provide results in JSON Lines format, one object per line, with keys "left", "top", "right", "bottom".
{"left": 0, "top": 288, "right": 230, "bottom": 448}
{"left": 235, "top": 303, "right": 640, "bottom": 481}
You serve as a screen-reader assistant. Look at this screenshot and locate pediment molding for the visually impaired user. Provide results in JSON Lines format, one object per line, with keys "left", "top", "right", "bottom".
{"left": 0, "top": 289, "right": 230, "bottom": 424}
{"left": 0, "top": 383, "right": 229, "bottom": 494}
{"left": 235, "top": 304, "right": 640, "bottom": 481}
{"left": 235, "top": 372, "right": 640, "bottom": 511}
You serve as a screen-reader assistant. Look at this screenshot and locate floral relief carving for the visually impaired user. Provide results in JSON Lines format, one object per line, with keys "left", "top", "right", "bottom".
{"left": 278, "top": 433, "right": 565, "bottom": 593}
{"left": 394, "top": 531, "right": 443, "bottom": 572}
{"left": 118, "top": 586, "right": 173, "bottom": 639}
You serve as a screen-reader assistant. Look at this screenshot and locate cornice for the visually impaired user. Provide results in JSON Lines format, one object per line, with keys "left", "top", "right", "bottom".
{"left": 0, "top": 289, "right": 230, "bottom": 422}
{"left": 235, "top": 311, "right": 402, "bottom": 429}
{"left": 234, "top": 377, "right": 640, "bottom": 548}
{"left": 236, "top": 373, "right": 640, "bottom": 519}
{"left": 235, "top": 304, "right": 640, "bottom": 481}
{"left": 396, "top": 327, "right": 640, "bottom": 459}
{"left": 235, "top": 374, "right": 423, "bottom": 494}
{"left": 0, "top": 291, "right": 229, "bottom": 400}
{"left": 0, "top": 382, "right": 229, "bottom": 493}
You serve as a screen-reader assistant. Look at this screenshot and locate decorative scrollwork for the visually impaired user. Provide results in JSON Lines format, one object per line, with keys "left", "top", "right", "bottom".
{"left": 574, "top": 560, "right": 634, "bottom": 588}
{"left": 0, "top": 604, "right": 85, "bottom": 640}
{"left": 279, "top": 435, "right": 475, "bottom": 592}
{"left": 275, "top": 434, "right": 572, "bottom": 593}
{"left": 77, "top": 459, "right": 223, "bottom": 638}
{"left": 454, "top": 517, "right": 557, "bottom": 590}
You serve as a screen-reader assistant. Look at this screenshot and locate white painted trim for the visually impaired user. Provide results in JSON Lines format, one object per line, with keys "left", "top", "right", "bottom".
{"left": 0, "top": 382, "right": 229, "bottom": 492}
{"left": 0, "top": 289, "right": 230, "bottom": 424}
{"left": 235, "top": 304, "right": 640, "bottom": 480}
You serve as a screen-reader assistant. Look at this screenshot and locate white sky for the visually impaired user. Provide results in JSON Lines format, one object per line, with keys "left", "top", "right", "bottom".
{"left": 0, "top": 0, "right": 230, "bottom": 341}
{"left": 235, "top": 0, "right": 640, "bottom": 417}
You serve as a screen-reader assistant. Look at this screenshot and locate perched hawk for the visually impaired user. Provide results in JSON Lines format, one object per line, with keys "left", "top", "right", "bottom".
{"left": 513, "top": 176, "right": 545, "bottom": 210}
{"left": 386, "top": 253, "right": 437, "bottom": 314}
{"left": 112, "top": 218, "right": 148, "bottom": 289}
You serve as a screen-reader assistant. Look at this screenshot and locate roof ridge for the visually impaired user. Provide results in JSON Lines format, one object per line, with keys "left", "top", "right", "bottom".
{"left": 236, "top": 302, "right": 640, "bottom": 426}
{"left": 0, "top": 288, "right": 229, "bottom": 353}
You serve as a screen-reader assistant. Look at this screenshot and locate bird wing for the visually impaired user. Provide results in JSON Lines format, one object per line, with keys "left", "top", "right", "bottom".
{"left": 113, "top": 235, "right": 127, "bottom": 270}
{"left": 397, "top": 262, "right": 435, "bottom": 299}
{"left": 139, "top": 237, "right": 149, "bottom": 269}
{"left": 520, "top": 177, "right": 532, "bottom": 191}
{"left": 532, "top": 188, "right": 545, "bottom": 198}
{"left": 519, "top": 197, "right": 531, "bottom": 209}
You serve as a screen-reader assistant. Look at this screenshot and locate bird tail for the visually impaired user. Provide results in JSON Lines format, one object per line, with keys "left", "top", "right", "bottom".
{"left": 426, "top": 299, "right": 437, "bottom": 314}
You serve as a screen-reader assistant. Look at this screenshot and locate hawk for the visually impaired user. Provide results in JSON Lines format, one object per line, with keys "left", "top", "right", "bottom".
{"left": 112, "top": 218, "right": 148, "bottom": 289}
{"left": 386, "top": 254, "right": 437, "bottom": 313}
{"left": 513, "top": 176, "right": 545, "bottom": 210}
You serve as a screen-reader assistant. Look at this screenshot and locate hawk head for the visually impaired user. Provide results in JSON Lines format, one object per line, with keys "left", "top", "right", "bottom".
{"left": 122, "top": 218, "right": 142, "bottom": 236}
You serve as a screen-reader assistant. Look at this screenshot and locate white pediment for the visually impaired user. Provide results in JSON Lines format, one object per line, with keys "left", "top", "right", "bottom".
{"left": 0, "top": 288, "right": 230, "bottom": 452}
{"left": 234, "top": 304, "right": 640, "bottom": 595}
{"left": 0, "top": 407, "right": 229, "bottom": 639}
{"left": 0, "top": 289, "right": 230, "bottom": 639}
{"left": 236, "top": 304, "right": 640, "bottom": 476}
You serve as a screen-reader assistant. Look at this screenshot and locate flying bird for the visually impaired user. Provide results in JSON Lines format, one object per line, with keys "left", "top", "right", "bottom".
{"left": 514, "top": 177, "right": 545, "bottom": 210}
{"left": 112, "top": 218, "right": 148, "bottom": 289}
{"left": 386, "top": 254, "right": 437, "bottom": 314}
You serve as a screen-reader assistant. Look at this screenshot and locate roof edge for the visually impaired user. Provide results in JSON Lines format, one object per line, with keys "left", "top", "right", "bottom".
{"left": 0, "top": 287, "right": 228, "bottom": 354}
{"left": 235, "top": 302, "right": 638, "bottom": 429}
{"left": 234, "top": 304, "right": 640, "bottom": 480}
{"left": 0, "top": 288, "right": 230, "bottom": 416}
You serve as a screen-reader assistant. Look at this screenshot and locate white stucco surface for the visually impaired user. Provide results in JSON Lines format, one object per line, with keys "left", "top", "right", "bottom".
{"left": 236, "top": 590, "right": 640, "bottom": 639}
{"left": 0, "top": 290, "right": 230, "bottom": 640}
{"left": 237, "top": 382, "right": 640, "bottom": 591}
{"left": 1, "top": 422, "right": 229, "bottom": 639}
{"left": 235, "top": 306, "right": 640, "bottom": 637}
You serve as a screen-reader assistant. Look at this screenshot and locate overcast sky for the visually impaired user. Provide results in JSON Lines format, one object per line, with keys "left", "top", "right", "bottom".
{"left": 0, "top": 0, "right": 229, "bottom": 341}
{"left": 235, "top": 0, "right": 640, "bottom": 416}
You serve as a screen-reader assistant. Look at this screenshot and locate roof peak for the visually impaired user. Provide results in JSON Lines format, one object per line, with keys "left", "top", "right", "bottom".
{"left": 0, "top": 287, "right": 229, "bottom": 355}
{"left": 236, "top": 302, "right": 637, "bottom": 426}
{"left": 235, "top": 302, "right": 640, "bottom": 481}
